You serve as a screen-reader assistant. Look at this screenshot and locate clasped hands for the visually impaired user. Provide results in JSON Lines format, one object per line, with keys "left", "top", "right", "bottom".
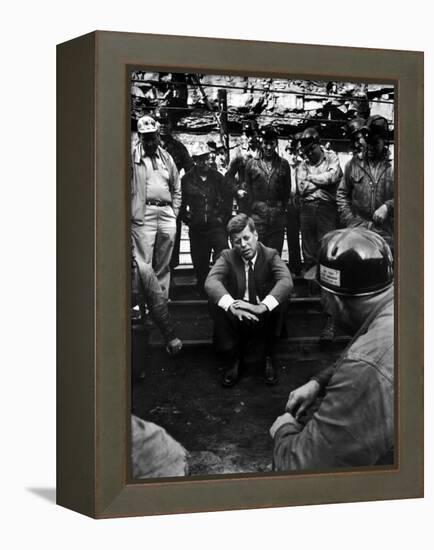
{"left": 229, "top": 300, "right": 268, "bottom": 322}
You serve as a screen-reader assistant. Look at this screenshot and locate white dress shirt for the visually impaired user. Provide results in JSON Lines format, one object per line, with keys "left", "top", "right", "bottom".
{"left": 217, "top": 252, "right": 279, "bottom": 312}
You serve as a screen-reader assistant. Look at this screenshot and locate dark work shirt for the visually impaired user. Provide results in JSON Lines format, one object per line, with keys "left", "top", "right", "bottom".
{"left": 181, "top": 166, "right": 232, "bottom": 227}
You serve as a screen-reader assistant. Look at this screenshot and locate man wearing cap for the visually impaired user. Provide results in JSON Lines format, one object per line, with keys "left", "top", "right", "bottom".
{"left": 205, "top": 214, "right": 293, "bottom": 387}
{"left": 244, "top": 125, "right": 291, "bottom": 255}
{"left": 180, "top": 142, "right": 231, "bottom": 295}
{"left": 131, "top": 115, "right": 182, "bottom": 298}
{"left": 157, "top": 118, "right": 194, "bottom": 285}
{"left": 270, "top": 228, "right": 394, "bottom": 469}
{"left": 337, "top": 116, "right": 394, "bottom": 252}
{"left": 224, "top": 121, "right": 261, "bottom": 214}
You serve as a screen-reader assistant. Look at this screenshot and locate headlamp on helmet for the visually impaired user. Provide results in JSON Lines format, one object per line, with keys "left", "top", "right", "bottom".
{"left": 260, "top": 125, "right": 278, "bottom": 141}
{"left": 346, "top": 118, "right": 368, "bottom": 141}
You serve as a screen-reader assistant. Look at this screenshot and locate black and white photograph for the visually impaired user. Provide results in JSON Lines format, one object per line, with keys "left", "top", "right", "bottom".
{"left": 129, "top": 70, "right": 395, "bottom": 479}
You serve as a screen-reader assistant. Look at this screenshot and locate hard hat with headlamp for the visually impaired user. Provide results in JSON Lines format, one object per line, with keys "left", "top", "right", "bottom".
{"left": 260, "top": 125, "right": 278, "bottom": 141}
{"left": 242, "top": 120, "right": 259, "bottom": 137}
{"left": 366, "top": 115, "right": 389, "bottom": 140}
{"left": 299, "top": 127, "right": 321, "bottom": 155}
{"left": 317, "top": 228, "right": 393, "bottom": 297}
{"left": 299, "top": 127, "right": 320, "bottom": 146}
{"left": 346, "top": 117, "right": 368, "bottom": 140}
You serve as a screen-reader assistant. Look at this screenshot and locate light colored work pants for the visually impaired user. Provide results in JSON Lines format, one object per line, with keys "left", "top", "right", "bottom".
{"left": 132, "top": 205, "right": 177, "bottom": 299}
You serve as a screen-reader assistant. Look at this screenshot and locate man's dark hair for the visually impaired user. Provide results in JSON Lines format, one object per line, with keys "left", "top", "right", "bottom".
{"left": 227, "top": 214, "right": 256, "bottom": 238}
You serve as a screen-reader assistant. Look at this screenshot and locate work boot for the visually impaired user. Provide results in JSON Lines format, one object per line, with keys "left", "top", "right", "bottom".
{"left": 320, "top": 316, "right": 336, "bottom": 344}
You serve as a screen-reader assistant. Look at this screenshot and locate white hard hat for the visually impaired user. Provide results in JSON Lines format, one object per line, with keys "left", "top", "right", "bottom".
{"left": 137, "top": 115, "right": 158, "bottom": 134}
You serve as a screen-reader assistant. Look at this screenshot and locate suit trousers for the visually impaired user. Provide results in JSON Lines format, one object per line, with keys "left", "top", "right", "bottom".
{"left": 131, "top": 204, "right": 177, "bottom": 299}
{"left": 210, "top": 303, "right": 284, "bottom": 364}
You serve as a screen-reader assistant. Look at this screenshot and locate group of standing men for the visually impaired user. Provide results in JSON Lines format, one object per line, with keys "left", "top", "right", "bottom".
{"left": 131, "top": 111, "right": 394, "bottom": 335}
{"left": 130, "top": 111, "right": 396, "bottom": 474}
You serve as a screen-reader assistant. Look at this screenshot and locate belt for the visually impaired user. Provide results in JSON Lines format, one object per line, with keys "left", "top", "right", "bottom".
{"left": 146, "top": 200, "right": 172, "bottom": 207}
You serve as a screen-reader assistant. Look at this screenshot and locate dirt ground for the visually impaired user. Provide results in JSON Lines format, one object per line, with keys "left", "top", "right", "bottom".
{"left": 132, "top": 343, "right": 343, "bottom": 476}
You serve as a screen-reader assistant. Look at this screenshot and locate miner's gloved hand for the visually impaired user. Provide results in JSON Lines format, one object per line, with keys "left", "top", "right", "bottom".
{"left": 285, "top": 379, "right": 321, "bottom": 420}
{"left": 166, "top": 338, "right": 183, "bottom": 356}
{"left": 373, "top": 204, "right": 388, "bottom": 224}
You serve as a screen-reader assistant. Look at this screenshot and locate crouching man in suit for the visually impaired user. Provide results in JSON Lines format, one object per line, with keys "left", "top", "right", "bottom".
{"left": 205, "top": 214, "right": 293, "bottom": 386}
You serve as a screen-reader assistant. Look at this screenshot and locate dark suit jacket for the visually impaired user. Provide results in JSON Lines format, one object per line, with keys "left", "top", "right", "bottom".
{"left": 204, "top": 242, "right": 293, "bottom": 305}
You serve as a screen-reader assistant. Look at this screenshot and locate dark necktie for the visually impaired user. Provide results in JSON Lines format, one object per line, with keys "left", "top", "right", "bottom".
{"left": 248, "top": 260, "right": 257, "bottom": 304}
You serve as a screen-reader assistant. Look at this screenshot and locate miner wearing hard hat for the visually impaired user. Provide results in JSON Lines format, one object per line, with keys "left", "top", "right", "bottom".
{"left": 297, "top": 127, "right": 342, "bottom": 270}
{"left": 224, "top": 120, "right": 261, "bottom": 214}
{"left": 296, "top": 127, "right": 343, "bottom": 342}
{"left": 157, "top": 117, "right": 194, "bottom": 290}
{"left": 131, "top": 115, "right": 181, "bottom": 299}
{"left": 180, "top": 142, "right": 231, "bottom": 295}
{"left": 243, "top": 125, "right": 291, "bottom": 255}
{"left": 270, "top": 228, "right": 394, "bottom": 469}
{"left": 337, "top": 116, "right": 394, "bottom": 253}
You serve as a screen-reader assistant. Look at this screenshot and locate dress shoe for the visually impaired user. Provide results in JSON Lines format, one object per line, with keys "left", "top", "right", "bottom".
{"left": 264, "top": 356, "right": 278, "bottom": 385}
{"left": 222, "top": 359, "right": 240, "bottom": 387}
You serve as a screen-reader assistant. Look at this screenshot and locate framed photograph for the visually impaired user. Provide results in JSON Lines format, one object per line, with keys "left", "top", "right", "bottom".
{"left": 57, "top": 31, "right": 423, "bottom": 518}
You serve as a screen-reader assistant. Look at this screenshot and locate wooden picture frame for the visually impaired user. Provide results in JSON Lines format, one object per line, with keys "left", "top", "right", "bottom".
{"left": 57, "top": 31, "right": 423, "bottom": 518}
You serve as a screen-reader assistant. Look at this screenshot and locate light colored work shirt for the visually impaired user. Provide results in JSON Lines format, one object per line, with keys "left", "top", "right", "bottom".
{"left": 144, "top": 155, "right": 172, "bottom": 203}
{"left": 297, "top": 147, "right": 342, "bottom": 203}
